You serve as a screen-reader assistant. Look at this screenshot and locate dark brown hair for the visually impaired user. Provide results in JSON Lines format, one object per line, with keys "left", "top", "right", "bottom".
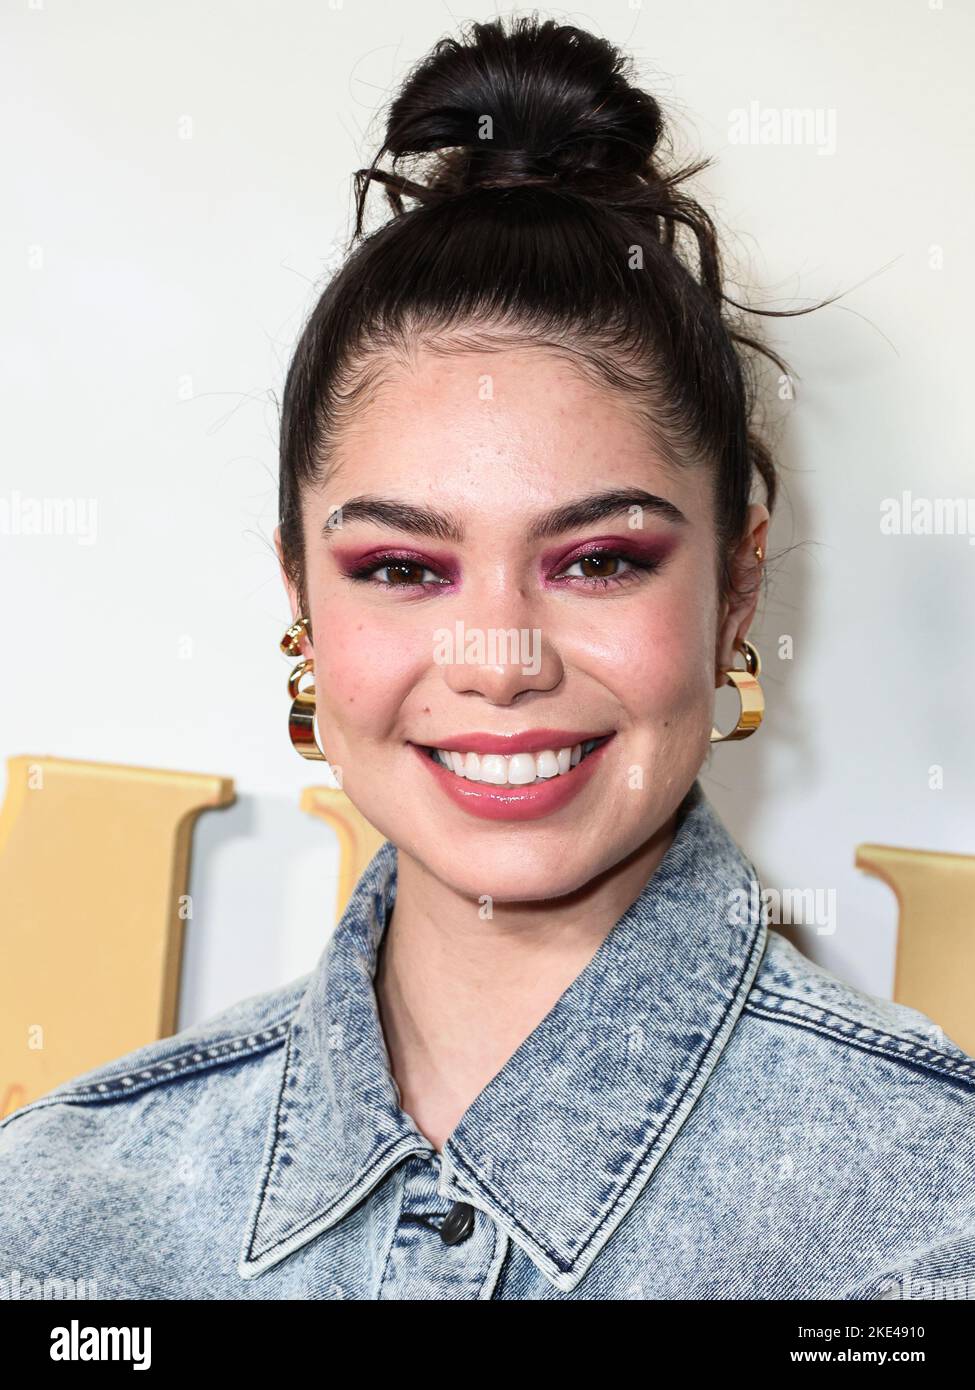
{"left": 278, "top": 15, "right": 824, "bottom": 617}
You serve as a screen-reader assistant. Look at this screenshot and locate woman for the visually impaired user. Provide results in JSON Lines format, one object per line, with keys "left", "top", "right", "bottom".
{"left": 2, "top": 16, "right": 973, "bottom": 1302}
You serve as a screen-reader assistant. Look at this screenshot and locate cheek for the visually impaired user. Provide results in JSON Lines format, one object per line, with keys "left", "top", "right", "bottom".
{"left": 592, "top": 585, "right": 716, "bottom": 722}
{"left": 309, "top": 596, "right": 422, "bottom": 737}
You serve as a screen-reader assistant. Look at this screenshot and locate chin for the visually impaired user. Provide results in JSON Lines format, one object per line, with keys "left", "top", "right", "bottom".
{"left": 411, "top": 825, "right": 628, "bottom": 906}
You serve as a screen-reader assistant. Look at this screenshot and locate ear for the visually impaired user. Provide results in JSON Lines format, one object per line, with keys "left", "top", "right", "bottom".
{"left": 274, "top": 524, "right": 312, "bottom": 656}
{"left": 715, "top": 504, "right": 769, "bottom": 679}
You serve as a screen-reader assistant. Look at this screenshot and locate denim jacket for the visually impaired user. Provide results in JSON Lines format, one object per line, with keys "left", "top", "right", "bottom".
{"left": 2, "top": 779, "right": 974, "bottom": 1301}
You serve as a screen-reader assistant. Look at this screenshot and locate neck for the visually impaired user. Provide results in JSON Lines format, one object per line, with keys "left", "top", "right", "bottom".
{"left": 374, "top": 814, "right": 678, "bottom": 1153}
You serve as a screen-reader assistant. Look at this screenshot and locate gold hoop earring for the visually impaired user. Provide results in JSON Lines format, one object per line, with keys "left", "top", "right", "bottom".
{"left": 710, "top": 639, "right": 764, "bottom": 743}
{"left": 280, "top": 615, "right": 310, "bottom": 657}
{"left": 279, "top": 616, "right": 328, "bottom": 761}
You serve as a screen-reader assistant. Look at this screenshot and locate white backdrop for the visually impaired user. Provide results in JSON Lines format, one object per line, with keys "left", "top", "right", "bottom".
{"left": 1, "top": 0, "right": 972, "bottom": 1029}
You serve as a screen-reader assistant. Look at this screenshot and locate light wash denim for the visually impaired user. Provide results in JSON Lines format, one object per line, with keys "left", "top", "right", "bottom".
{"left": 2, "top": 778, "right": 974, "bottom": 1300}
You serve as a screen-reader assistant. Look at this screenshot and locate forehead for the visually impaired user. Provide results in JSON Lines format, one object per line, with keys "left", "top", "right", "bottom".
{"left": 320, "top": 343, "right": 710, "bottom": 521}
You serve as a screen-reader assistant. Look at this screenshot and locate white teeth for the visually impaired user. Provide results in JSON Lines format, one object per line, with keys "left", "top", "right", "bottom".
{"left": 430, "top": 739, "right": 604, "bottom": 785}
{"left": 536, "top": 750, "right": 560, "bottom": 779}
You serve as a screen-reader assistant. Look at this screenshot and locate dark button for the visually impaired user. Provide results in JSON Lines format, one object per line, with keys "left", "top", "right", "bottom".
{"left": 439, "top": 1200, "right": 475, "bottom": 1245}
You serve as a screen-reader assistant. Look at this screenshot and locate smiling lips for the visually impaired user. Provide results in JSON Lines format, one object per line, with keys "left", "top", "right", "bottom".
{"left": 410, "top": 728, "right": 616, "bottom": 821}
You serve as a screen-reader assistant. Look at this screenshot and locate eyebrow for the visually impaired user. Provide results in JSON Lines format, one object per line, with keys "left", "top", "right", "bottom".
{"left": 320, "top": 488, "right": 688, "bottom": 543}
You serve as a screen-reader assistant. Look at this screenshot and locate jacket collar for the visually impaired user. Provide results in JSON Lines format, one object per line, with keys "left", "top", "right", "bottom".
{"left": 238, "top": 778, "right": 768, "bottom": 1293}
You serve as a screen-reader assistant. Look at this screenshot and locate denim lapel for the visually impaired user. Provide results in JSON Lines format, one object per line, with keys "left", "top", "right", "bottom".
{"left": 238, "top": 836, "right": 431, "bottom": 1280}
{"left": 239, "top": 779, "right": 767, "bottom": 1292}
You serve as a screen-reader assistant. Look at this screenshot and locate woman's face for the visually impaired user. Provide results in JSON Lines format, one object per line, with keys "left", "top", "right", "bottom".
{"left": 277, "top": 344, "right": 767, "bottom": 902}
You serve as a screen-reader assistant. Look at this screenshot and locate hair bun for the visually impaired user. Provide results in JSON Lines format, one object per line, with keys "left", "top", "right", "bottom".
{"left": 373, "top": 16, "right": 665, "bottom": 200}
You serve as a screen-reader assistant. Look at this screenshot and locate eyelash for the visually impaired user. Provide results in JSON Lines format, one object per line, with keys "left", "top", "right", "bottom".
{"left": 343, "top": 549, "right": 663, "bottom": 592}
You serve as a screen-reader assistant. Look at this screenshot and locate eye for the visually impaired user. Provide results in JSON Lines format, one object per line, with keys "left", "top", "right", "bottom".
{"left": 554, "top": 549, "right": 662, "bottom": 589}
{"left": 344, "top": 555, "right": 450, "bottom": 588}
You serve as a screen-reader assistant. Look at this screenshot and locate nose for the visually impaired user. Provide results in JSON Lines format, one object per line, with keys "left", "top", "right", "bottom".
{"left": 436, "top": 584, "right": 564, "bottom": 705}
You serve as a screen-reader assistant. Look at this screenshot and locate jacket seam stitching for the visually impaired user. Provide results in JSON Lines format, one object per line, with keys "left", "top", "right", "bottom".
{"left": 745, "top": 992, "right": 975, "bottom": 1089}
{"left": 0, "top": 1009, "right": 299, "bottom": 1127}
{"left": 242, "top": 1023, "right": 298, "bottom": 1265}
